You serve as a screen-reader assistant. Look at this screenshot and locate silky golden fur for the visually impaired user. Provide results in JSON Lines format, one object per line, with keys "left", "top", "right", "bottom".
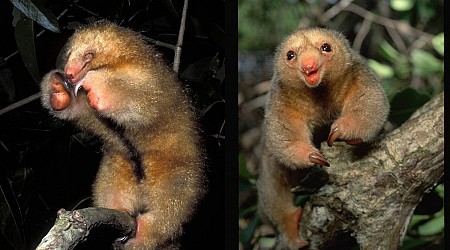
{"left": 258, "top": 27, "right": 389, "bottom": 249}
{"left": 41, "top": 21, "right": 204, "bottom": 249}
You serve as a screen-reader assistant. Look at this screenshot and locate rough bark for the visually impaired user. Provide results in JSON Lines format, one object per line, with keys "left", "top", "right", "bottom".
{"left": 36, "top": 207, "right": 136, "bottom": 250}
{"left": 298, "top": 92, "right": 444, "bottom": 249}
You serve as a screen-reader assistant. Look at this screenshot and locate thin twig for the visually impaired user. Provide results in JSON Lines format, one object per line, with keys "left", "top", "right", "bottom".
{"left": 322, "top": 0, "right": 355, "bottom": 23}
{"left": 0, "top": 92, "right": 40, "bottom": 116}
{"left": 344, "top": 3, "right": 433, "bottom": 39}
{"left": 385, "top": 25, "right": 407, "bottom": 53}
{"left": 143, "top": 37, "right": 176, "bottom": 50}
{"left": 349, "top": 3, "right": 434, "bottom": 53}
{"left": 408, "top": 33, "right": 432, "bottom": 53}
{"left": 71, "top": 2, "right": 104, "bottom": 20}
{"left": 173, "top": 0, "right": 189, "bottom": 73}
{"left": 352, "top": 17, "right": 371, "bottom": 52}
{"left": 4, "top": 51, "right": 19, "bottom": 61}
{"left": 323, "top": 2, "right": 434, "bottom": 52}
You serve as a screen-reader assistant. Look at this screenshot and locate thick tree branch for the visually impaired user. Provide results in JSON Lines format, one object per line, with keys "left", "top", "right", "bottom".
{"left": 36, "top": 207, "right": 136, "bottom": 250}
{"left": 299, "top": 92, "right": 443, "bottom": 249}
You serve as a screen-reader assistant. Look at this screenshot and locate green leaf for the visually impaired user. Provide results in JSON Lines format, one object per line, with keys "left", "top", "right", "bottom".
{"left": 239, "top": 153, "right": 251, "bottom": 179}
{"left": 379, "top": 41, "right": 403, "bottom": 64}
{"left": 14, "top": 16, "right": 40, "bottom": 84}
{"left": 238, "top": 153, "right": 255, "bottom": 194}
{"left": 239, "top": 215, "right": 259, "bottom": 247}
{"left": 417, "top": 1, "right": 436, "bottom": 19}
{"left": 367, "top": 59, "right": 394, "bottom": 79}
{"left": 435, "top": 183, "right": 444, "bottom": 199}
{"left": 294, "top": 195, "right": 310, "bottom": 207}
{"left": 9, "top": 0, "right": 60, "bottom": 32}
{"left": 239, "top": 204, "right": 257, "bottom": 218}
{"left": 389, "top": 88, "right": 431, "bottom": 125}
{"left": 258, "top": 236, "right": 276, "bottom": 249}
{"left": 408, "top": 214, "right": 430, "bottom": 228}
{"left": 417, "top": 215, "right": 444, "bottom": 236}
{"left": 431, "top": 33, "right": 444, "bottom": 56}
{"left": 410, "top": 49, "right": 443, "bottom": 76}
{"left": 391, "top": 0, "right": 415, "bottom": 11}
{"left": 239, "top": 177, "right": 252, "bottom": 194}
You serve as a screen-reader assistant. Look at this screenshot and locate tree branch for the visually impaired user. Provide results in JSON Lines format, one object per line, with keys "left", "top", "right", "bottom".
{"left": 299, "top": 92, "right": 443, "bottom": 249}
{"left": 173, "top": 0, "right": 189, "bottom": 73}
{"left": 36, "top": 207, "right": 136, "bottom": 250}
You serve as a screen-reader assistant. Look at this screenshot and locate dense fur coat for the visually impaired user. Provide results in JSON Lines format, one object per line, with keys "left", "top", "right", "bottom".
{"left": 41, "top": 21, "right": 204, "bottom": 249}
{"left": 257, "top": 27, "right": 389, "bottom": 249}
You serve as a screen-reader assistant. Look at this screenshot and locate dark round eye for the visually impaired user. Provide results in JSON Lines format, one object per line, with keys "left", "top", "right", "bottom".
{"left": 287, "top": 51, "right": 296, "bottom": 60}
{"left": 321, "top": 43, "right": 332, "bottom": 52}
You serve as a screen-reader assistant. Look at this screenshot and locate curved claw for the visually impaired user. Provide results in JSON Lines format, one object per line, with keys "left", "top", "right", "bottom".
{"left": 115, "top": 235, "right": 129, "bottom": 244}
{"left": 308, "top": 152, "right": 330, "bottom": 167}
{"left": 55, "top": 71, "right": 82, "bottom": 98}
{"left": 73, "top": 82, "right": 84, "bottom": 97}
{"left": 63, "top": 81, "right": 72, "bottom": 93}
{"left": 327, "top": 127, "right": 341, "bottom": 147}
{"left": 328, "top": 127, "right": 364, "bottom": 146}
